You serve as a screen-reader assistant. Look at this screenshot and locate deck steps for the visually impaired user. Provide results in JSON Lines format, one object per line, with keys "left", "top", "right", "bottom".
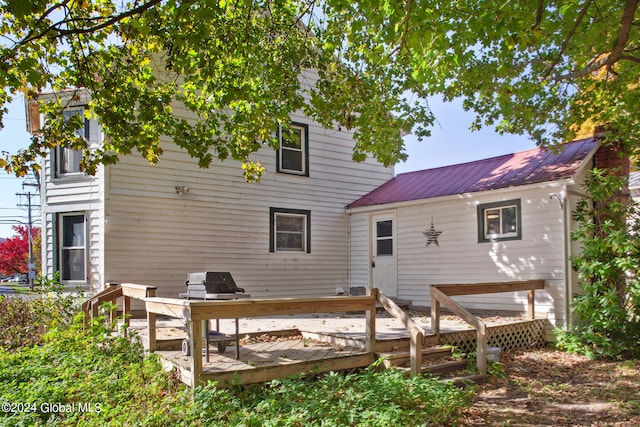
{"left": 377, "top": 345, "right": 485, "bottom": 385}
{"left": 422, "top": 359, "right": 470, "bottom": 375}
{"left": 377, "top": 346, "right": 453, "bottom": 369}
{"left": 442, "top": 373, "right": 487, "bottom": 387}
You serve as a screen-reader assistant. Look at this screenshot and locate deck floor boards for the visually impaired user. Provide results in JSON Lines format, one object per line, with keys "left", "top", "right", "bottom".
{"left": 156, "top": 337, "right": 367, "bottom": 384}
{"left": 145, "top": 317, "right": 546, "bottom": 387}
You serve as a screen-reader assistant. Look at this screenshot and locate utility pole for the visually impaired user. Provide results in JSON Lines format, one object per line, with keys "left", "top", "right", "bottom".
{"left": 17, "top": 180, "right": 40, "bottom": 291}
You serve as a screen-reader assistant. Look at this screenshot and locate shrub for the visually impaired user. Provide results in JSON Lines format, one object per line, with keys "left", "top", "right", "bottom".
{"left": 556, "top": 168, "right": 640, "bottom": 359}
{"left": 0, "top": 274, "right": 79, "bottom": 350}
{"left": 193, "top": 362, "right": 474, "bottom": 426}
{"left": 0, "top": 314, "right": 194, "bottom": 427}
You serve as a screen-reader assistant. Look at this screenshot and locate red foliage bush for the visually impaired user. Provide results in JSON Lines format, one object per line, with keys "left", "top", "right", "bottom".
{"left": 0, "top": 225, "right": 40, "bottom": 276}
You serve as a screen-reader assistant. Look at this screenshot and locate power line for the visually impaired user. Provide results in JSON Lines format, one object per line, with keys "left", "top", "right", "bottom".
{"left": 16, "top": 181, "right": 40, "bottom": 290}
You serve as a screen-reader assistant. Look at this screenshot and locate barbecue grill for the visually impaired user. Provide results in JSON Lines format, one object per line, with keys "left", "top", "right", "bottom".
{"left": 179, "top": 272, "right": 250, "bottom": 361}
{"left": 180, "top": 271, "right": 246, "bottom": 300}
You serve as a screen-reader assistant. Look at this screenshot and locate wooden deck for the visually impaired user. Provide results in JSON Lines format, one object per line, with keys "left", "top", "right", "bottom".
{"left": 155, "top": 337, "right": 374, "bottom": 387}
{"left": 147, "top": 316, "right": 546, "bottom": 387}
{"left": 87, "top": 283, "right": 548, "bottom": 387}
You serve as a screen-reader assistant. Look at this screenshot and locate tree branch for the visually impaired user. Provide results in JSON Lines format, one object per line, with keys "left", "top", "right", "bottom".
{"left": 533, "top": 0, "right": 544, "bottom": 29}
{"left": 607, "top": 0, "right": 639, "bottom": 71}
{"left": 550, "top": 0, "right": 639, "bottom": 81}
{"left": 389, "top": 0, "right": 415, "bottom": 57}
{"left": 17, "top": 0, "right": 163, "bottom": 47}
{"left": 619, "top": 54, "right": 640, "bottom": 63}
{"left": 552, "top": 54, "right": 609, "bottom": 81}
{"left": 543, "top": 0, "right": 593, "bottom": 80}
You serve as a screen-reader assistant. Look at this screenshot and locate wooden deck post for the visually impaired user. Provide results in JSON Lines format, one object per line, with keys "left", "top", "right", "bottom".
{"left": 189, "top": 319, "right": 202, "bottom": 388}
{"left": 91, "top": 301, "right": 99, "bottom": 323}
{"left": 366, "top": 288, "right": 377, "bottom": 354}
{"left": 528, "top": 289, "right": 535, "bottom": 320}
{"left": 147, "top": 311, "right": 157, "bottom": 352}
{"left": 430, "top": 287, "right": 441, "bottom": 344}
{"left": 409, "top": 330, "right": 424, "bottom": 376}
{"left": 122, "top": 296, "right": 131, "bottom": 336}
{"left": 106, "top": 283, "right": 119, "bottom": 323}
{"left": 476, "top": 325, "right": 487, "bottom": 374}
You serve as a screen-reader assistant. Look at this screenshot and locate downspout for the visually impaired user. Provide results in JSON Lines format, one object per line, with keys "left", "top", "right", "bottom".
{"left": 561, "top": 189, "right": 571, "bottom": 329}
{"left": 565, "top": 188, "right": 590, "bottom": 328}
{"left": 347, "top": 209, "right": 352, "bottom": 294}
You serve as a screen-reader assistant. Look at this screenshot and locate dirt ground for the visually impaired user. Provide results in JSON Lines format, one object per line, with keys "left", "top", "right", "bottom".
{"left": 459, "top": 349, "right": 640, "bottom": 426}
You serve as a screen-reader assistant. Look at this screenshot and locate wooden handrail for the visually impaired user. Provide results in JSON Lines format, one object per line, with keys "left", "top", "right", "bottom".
{"left": 121, "top": 282, "right": 157, "bottom": 298}
{"left": 431, "top": 286, "right": 488, "bottom": 373}
{"left": 81, "top": 284, "right": 123, "bottom": 328}
{"left": 431, "top": 280, "right": 544, "bottom": 296}
{"left": 430, "top": 280, "right": 545, "bottom": 375}
{"left": 374, "top": 289, "right": 427, "bottom": 376}
{"left": 81, "top": 283, "right": 157, "bottom": 330}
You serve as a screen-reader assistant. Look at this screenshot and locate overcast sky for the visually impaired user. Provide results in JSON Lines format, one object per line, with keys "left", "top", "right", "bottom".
{"left": 0, "top": 95, "right": 536, "bottom": 238}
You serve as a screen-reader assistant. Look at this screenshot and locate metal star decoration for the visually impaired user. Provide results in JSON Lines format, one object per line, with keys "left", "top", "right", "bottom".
{"left": 423, "top": 218, "right": 443, "bottom": 247}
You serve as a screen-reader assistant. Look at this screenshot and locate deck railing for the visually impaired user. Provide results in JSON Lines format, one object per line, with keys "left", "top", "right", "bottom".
{"left": 430, "top": 280, "right": 545, "bottom": 374}
{"left": 373, "top": 289, "right": 427, "bottom": 376}
{"left": 144, "top": 292, "right": 378, "bottom": 387}
{"left": 81, "top": 283, "right": 157, "bottom": 330}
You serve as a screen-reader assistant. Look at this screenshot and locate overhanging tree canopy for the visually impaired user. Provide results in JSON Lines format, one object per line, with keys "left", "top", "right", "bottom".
{"left": 1, "top": 0, "right": 638, "bottom": 180}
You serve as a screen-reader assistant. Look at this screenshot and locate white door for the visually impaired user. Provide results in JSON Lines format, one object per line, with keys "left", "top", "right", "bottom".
{"left": 371, "top": 213, "right": 398, "bottom": 297}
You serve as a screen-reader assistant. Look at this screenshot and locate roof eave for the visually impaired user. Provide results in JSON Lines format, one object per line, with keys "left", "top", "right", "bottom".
{"left": 346, "top": 178, "right": 576, "bottom": 213}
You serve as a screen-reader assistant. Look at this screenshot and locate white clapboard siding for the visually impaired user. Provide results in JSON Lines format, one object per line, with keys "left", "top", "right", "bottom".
{"left": 349, "top": 182, "right": 578, "bottom": 327}
{"left": 40, "top": 112, "right": 106, "bottom": 290}
{"left": 100, "top": 98, "right": 392, "bottom": 297}
{"left": 38, "top": 69, "right": 393, "bottom": 296}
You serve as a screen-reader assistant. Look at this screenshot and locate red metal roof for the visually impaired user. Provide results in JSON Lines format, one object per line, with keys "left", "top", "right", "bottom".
{"left": 348, "top": 138, "right": 598, "bottom": 208}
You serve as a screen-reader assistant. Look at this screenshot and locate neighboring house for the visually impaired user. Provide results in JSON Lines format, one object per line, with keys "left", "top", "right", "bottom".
{"left": 630, "top": 171, "right": 640, "bottom": 200}
{"left": 347, "top": 136, "right": 628, "bottom": 328}
{"left": 30, "top": 70, "right": 394, "bottom": 298}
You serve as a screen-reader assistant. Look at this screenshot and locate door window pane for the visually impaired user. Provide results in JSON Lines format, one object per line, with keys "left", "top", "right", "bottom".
{"left": 376, "top": 220, "right": 393, "bottom": 256}
{"left": 377, "top": 239, "right": 393, "bottom": 256}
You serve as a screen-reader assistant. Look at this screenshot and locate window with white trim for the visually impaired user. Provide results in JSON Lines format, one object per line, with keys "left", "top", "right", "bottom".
{"left": 270, "top": 208, "right": 311, "bottom": 253}
{"left": 477, "top": 199, "right": 521, "bottom": 242}
{"left": 58, "top": 213, "right": 86, "bottom": 283}
{"left": 55, "top": 108, "right": 89, "bottom": 176}
{"left": 375, "top": 219, "right": 393, "bottom": 256}
{"left": 277, "top": 122, "right": 308, "bottom": 176}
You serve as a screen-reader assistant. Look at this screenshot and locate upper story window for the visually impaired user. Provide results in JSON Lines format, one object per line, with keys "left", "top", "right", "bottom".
{"left": 477, "top": 199, "right": 522, "bottom": 242}
{"left": 277, "top": 122, "right": 309, "bottom": 176}
{"left": 55, "top": 109, "right": 89, "bottom": 177}
{"left": 270, "top": 208, "right": 311, "bottom": 253}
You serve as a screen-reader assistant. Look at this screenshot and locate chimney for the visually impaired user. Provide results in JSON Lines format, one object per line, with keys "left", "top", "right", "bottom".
{"left": 592, "top": 126, "right": 630, "bottom": 231}
{"left": 25, "top": 98, "right": 41, "bottom": 134}
{"left": 593, "top": 125, "right": 630, "bottom": 191}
